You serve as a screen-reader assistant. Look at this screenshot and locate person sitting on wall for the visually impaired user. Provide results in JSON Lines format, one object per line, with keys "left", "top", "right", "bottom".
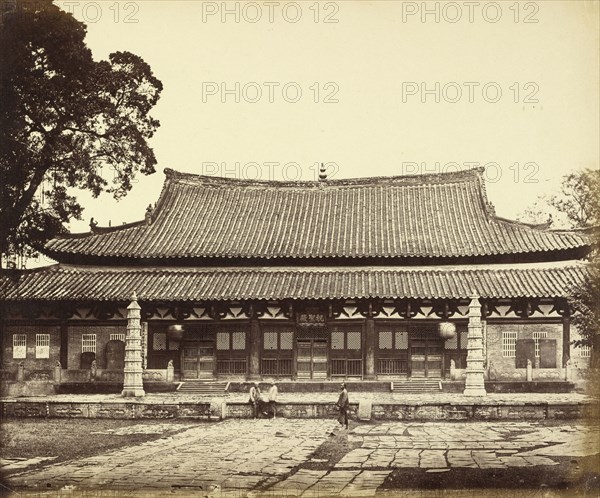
{"left": 248, "top": 382, "right": 261, "bottom": 418}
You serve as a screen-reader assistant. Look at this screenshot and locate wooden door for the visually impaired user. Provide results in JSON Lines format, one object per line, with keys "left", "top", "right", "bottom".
{"left": 297, "top": 338, "right": 328, "bottom": 379}
{"left": 181, "top": 341, "right": 215, "bottom": 379}
{"left": 410, "top": 334, "right": 443, "bottom": 378}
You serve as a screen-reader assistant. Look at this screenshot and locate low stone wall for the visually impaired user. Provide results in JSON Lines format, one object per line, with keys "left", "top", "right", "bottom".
{"left": 371, "top": 402, "right": 597, "bottom": 421}
{"left": 2, "top": 400, "right": 216, "bottom": 420}
{"left": 2, "top": 398, "right": 596, "bottom": 420}
{"left": 441, "top": 381, "right": 575, "bottom": 393}
{"left": 226, "top": 401, "right": 358, "bottom": 419}
{"left": 59, "top": 368, "right": 170, "bottom": 383}
{"left": 55, "top": 382, "right": 178, "bottom": 394}
{"left": 1, "top": 380, "right": 56, "bottom": 397}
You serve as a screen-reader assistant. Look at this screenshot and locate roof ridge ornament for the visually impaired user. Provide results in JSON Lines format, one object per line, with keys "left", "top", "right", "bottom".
{"left": 145, "top": 204, "right": 153, "bottom": 225}
{"left": 318, "top": 163, "right": 327, "bottom": 181}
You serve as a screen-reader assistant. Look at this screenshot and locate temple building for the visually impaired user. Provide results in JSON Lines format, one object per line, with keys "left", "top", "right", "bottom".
{"left": 0, "top": 167, "right": 592, "bottom": 389}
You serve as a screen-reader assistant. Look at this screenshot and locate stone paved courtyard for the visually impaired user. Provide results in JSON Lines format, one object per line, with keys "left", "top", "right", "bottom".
{"left": 3, "top": 420, "right": 599, "bottom": 496}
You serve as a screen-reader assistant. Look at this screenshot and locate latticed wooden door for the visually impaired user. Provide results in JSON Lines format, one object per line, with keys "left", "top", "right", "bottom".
{"left": 296, "top": 338, "right": 328, "bottom": 379}
{"left": 410, "top": 329, "right": 443, "bottom": 378}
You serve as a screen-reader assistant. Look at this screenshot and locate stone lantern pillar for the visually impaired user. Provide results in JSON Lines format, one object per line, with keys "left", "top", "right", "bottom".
{"left": 122, "top": 292, "right": 145, "bottom": 397}
{"left": 463, "top": 295, "right": 487, "bottom": 396}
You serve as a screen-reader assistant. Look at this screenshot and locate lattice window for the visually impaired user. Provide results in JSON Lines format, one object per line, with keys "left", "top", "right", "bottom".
{"left": 168, "top": 339, "right": 179, "bottom": 350}
{"left": 502, "top": 331, "right": 517, "bottom": 358}
{"left": 379, "top": 330, "right": 393, "bottom": 350}
{"left": 395, "top": 330, "right": 408, "bottom": 349}
{"left": 579, "top": 345, "right": 591, "bottom": 358}
{"left": 110, "top": 333, "right": 126, "bottom": 342}
{"left": 347, "top": 331, "right": 361, "bottom": 350}
{"left": 35, "top": 334, "right": 50, "bottom": 359}
{"left": 264, "top": 331, "right": 278, "bottom": 350}
{"left": 331, "top": 331, "right": 344, "bottom": 350}
{"left": 232, "top": 331, "right": 246, "bottom": 350}
{"left": 82, "top": 334, "right": 97, "bottom": 353}
{"left": 445, "top": 333, "right": 458, "bottom": 350}
{"left": 263, "top": 326, "right": 294, "bottom": 351}
{"left": 12, "top": 334, "right": 27, "bottom": 359}
{"left": 280, "top": 331, "right": 293, "bottom": 350}
{"left": 460, "top": 330, "right": 469, "bottom": 350}
{"left": 216, "top": 332, "right": 230, "bottom": 350}
{"left": 153, "top": 332, "right": 166, "bottom": 350}
{"left": 533, "top": 331, "right": 548, "bottom": 358}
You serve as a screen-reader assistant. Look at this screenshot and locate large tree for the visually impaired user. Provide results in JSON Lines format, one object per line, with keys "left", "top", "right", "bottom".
{"left": 0, "top": 0, "right": 163, "bottom": 263}
{"left": 518, "top": 169, "right": 599, "bottom": 368}
{"left": 548, "top": 169, "right": 599, "bottom": 228}
{"left": 517, "top": 169, "right": 600, "bottom": 228}
{"left": 555, "top": 169, "right": 599, "bottom": 368}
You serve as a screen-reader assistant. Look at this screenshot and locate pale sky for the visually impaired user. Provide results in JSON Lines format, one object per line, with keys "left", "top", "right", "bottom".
{"left": 51, "top": 0, "right": 599, "bottom": 238}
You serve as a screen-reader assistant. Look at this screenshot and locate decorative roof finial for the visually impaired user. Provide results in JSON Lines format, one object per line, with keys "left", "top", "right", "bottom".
{"left": 145, "top": 204, "right": 153, "bottom": 225}
{"left": 89, "top": 217, "right": 98, "bottom": 232}
{"left": 318, "top": 163, "right": 327, "bottom": 181}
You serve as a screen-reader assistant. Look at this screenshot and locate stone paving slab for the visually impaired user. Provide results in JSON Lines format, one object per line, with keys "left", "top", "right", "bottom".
{"left": 3, "top": 420, "right": 599, "bottom": 496}
{"left": 0, "top": 456, "right": 57, "bottom": 473}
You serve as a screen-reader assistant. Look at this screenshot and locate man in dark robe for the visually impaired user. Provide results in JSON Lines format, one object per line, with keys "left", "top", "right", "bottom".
{"left": 336, "top": 383, "right": 349, "bottom": 429}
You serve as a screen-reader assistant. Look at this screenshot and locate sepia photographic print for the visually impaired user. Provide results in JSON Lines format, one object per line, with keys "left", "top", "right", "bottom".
{"left": 1, "top": 1, "right": 599, "bottom": 497}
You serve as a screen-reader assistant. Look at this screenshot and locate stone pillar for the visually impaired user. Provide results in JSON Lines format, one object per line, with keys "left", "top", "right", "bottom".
{"left": 122, "top": 292, "right": 145, "bottom": 397}
{"left": 463, "top": 296, "right": 487, "bottom": 396}
{"left": 248, "top": 309, "right": 261, "bottom": 380}
{"left": 17, "top": 362, "right": 24, "bottom": 381}
{"left": 54, "top": 362, "right": 62, "bottom": 383}
{"left": 365, "top": 318, "right": 376, "bottom": 380}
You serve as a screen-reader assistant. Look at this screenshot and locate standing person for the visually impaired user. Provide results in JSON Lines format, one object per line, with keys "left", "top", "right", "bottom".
{"left": 336, "top": 382, "right": 349, "bottom": 430}
{"left": 267, "top": 381, "right": 278, "bottom": 419}
{"left": 248, "top": 381, "right": 261, "bottom": 419}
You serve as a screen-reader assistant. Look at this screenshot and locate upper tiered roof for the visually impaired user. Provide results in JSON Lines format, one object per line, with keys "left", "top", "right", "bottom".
{"left": 0, "top": 261, "right": 585, "bottom": 302}
{"left": 43, "top": 167, "right": 589, "bottom": 262}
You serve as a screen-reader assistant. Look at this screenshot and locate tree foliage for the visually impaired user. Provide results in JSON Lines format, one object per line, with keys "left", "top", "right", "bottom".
{"left": 518, "top": 169, "right": 599, "bottom": 365}
{"left": 557, "top": 169, "right": 600, "bottom": 367}
{"left": 548, "top": 170, "right": 600, "bottom": 229}
{"left": 570, "top": 237, "right": 599, "bottom": 351}
{"left": 0, "top": 0, "right": 163, "bottom": 261}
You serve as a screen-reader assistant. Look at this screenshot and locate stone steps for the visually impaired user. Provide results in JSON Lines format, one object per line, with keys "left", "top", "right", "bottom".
{"left": 177, "top": 381, "right": 228, "bottom": 394}
{"left": 392, "top": 379, "right": 442, "bottom": 394}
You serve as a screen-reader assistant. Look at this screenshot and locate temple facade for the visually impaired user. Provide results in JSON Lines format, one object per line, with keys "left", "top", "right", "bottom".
{"left": 0, "top": 168, "right": 592, "bottom": 386}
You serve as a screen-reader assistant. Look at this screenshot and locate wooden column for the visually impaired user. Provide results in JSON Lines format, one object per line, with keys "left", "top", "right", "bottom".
{"left": 562, "top": 315, "right": 570, "bottom": 367}
{"left": 365, "top": 303, "right": 376, "bottom": 380}
{"left": 60, "top": 321, "right": 68, "bottom": 368}
{"left": 463, "top": 295, "right": 487, "bottom": 396}
{"left": 248, "top": 305, "right": 261, "bottom": 380}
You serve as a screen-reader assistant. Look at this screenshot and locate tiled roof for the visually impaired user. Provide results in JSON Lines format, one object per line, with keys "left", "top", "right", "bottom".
{"left": 44, "top": 168, "right": 588, "bottom": 260}
{"left": 0, "top": 262, "right": 585, "bottom": 302}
